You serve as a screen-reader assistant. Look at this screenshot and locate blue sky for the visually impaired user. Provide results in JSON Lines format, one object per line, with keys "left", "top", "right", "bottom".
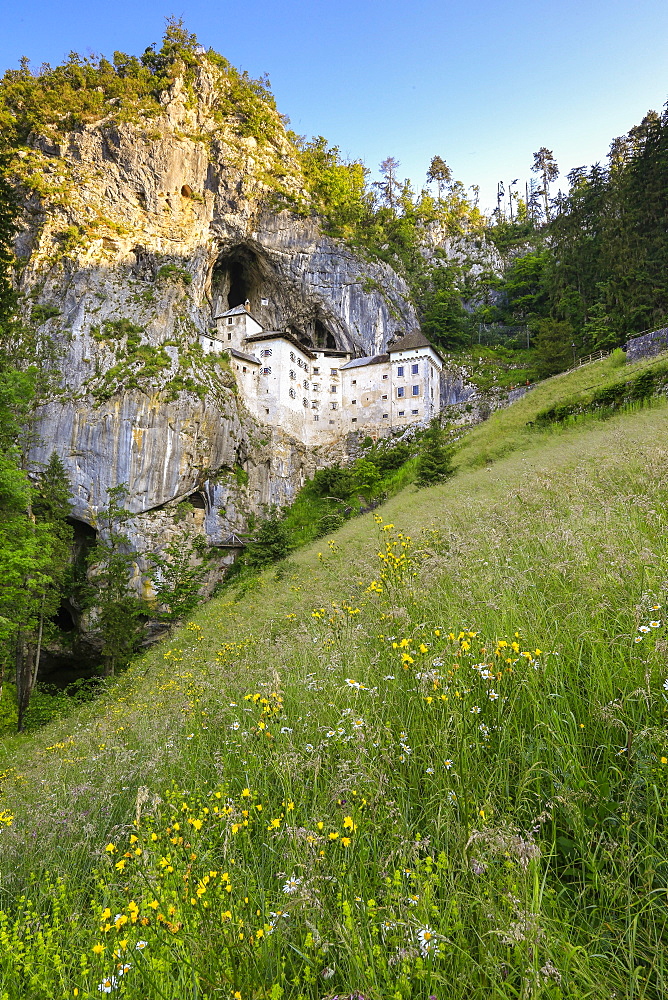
{"left": 2, "top": 0, "right": 668, "bottom": 213}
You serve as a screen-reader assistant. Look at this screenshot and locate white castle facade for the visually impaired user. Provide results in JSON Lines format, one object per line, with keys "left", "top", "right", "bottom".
{"left": 199, "top": 304, "right": 445, "bottom": 445}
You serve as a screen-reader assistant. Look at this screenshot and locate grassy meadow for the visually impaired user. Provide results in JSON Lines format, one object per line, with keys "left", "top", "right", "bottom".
{"left": 1, "top": 364, "right": 668, "bottom": 999}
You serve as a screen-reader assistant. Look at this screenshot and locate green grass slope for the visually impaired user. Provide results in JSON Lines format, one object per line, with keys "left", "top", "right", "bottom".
{"left": 455, "top": 350, "right": 668, "bottom": 468}
{"left": 1, "top": 387, "right": 668, "bottom": 999}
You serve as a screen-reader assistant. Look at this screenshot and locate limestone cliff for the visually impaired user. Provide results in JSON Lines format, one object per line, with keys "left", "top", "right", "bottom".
{"left": 10, "top": 56, "right": 419, "bottom": 571}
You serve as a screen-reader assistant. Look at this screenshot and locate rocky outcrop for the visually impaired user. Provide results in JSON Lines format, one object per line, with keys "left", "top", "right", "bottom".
{"left": 14, "top": 61, "right": 420, "bottom": 571}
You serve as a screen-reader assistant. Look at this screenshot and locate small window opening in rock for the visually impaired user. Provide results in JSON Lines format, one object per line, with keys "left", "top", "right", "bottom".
{"left": 188, "top": 491, "right": 206, "bottom": 510}
{"left": 181, "top": 184, "right": 193, "bottom": 198}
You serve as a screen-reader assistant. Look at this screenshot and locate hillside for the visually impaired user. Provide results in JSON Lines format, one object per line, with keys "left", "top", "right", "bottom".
{"left": 1, "top": 361, "right": 667, "bottom": 998}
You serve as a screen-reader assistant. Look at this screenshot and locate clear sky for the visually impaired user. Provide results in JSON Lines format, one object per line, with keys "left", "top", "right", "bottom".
{"left": 2, "top": 0, "right": 668, "bottom": 213}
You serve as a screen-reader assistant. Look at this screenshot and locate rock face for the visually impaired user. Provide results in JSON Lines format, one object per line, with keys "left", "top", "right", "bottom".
{"left": 14, "top": 63, "right": 421, "bottom": 573}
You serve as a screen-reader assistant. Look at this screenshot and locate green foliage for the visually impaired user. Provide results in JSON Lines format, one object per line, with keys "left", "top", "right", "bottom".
{"left": 89, "top": 320, "right": 173, "bottom": 401}
{"left": 156, "top": 264, "right": 192, "bottom": 286}
{"left": 0, "top": 18, "right": 281, "bottom": 154}
{"left": 3, "top": 402, "right": 668, "bottom": 997}
{"left": 609, "top": 347, "right": 627, "bottom": 368}
{"left": 415, "top": 418, "right": 455, "bottom": 487}
{"left": 532, "top": 318, "right": 575, "bottom": 378}
{"left": 533, "top": 355, "right": 668, "bottom": 426}
{"left": 243, "top": 508, "right": 291, "bottom": 569}
{"left": 290, "top": 137, "right": 369, "bottom": 238}
{"left": 421, "top": 260, "right": 472, "bottom": 349}
{"left": 147, "top": 533, "right": 209, "bottom": 624}
{"left": 29, "top": 303, "right": 60, "bottom": 324}
{"left": 87, "top": 485, "right": 147, "bottom": 676}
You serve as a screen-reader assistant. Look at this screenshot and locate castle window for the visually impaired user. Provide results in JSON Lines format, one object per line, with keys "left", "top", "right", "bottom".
{"left": 313, "top": 383, "right": 320, "bottom": 391}
{"left": 330, "top": 402, "right": 338, "bottom": 410}
{"left": 303, "top": 398, "right": 309, "bottom": 407}
{"left": 289, "top": 370, "right": 297, "bottom": 380}
{"left": 382, "top": 413, "right": 389, "bottom": 419}
{"left": 330, "top": 385, "right": 337, "bottom": 393}
{"left": 329, "top": 419, "right": 335, "bottom": 424}
{"left": 352, "top": 417, "right": 357, "bottom": 422}
{"left": 412, "top": 409, "right": 418, "bottom": 415}
{"left": 242, "top": 366, "right": 247, "bottom": 373}
{"left": 351, "top": 379, "right": 356, "bottom": 385}
{"left": 227, "top": 318, "right": 234, "bottom": 325}
{"left": 289, "top": 388, "right": 296, "bottom": 399}
{"left": 382, "top": 394, "right": 388, "bottom": 400}
{"left": 397, "top": 386, "right": 405, "bottom": 398}
{"left": 398, "top": 410, "right": 405, "bottom": 416}
{"left": 351, "top": 399, "right": 357, "bottom": 405}
{"left": 265, "top": 407, "right": 270, "bottom": 414}
{"left": 330, "top": 368, "right": 337, "bottom": 376}
{"left": 311, "top": 400, "right": 319, "bottom": 409}
{"left": 290, "top": 351, "right": 296, "bottom": 362}
{"left": 228, "top": 333, "right": 232, "bottom": 341}
{"left": 303, "top": 380, "right": 309, "bottom": 389}
{"left": 382, "top": 374, "right": 388, "bottom": 380}
{"left": 412, "top": 384, "right": 420, "bottom": 396}
{"left": 313, "top": 366, "right": 319, "bottom": 374}
{"left": 314, "top": 415, "right": 319, "bottom": 421}
{"left": 397, "top": 365, "right": 404, "bottom": 377}
{"left": 412, "top": 363, "right": 419, "bottom": 374}
{"left": 262, "top": 367, "right": 272, "bottom": 375}
{"left": 260, "top": 348, "right": 272, "bottom": 357}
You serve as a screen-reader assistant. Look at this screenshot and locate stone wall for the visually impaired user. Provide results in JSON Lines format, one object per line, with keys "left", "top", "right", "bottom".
{"left": 624, "top": 327, "right": 668, "bottom": 363}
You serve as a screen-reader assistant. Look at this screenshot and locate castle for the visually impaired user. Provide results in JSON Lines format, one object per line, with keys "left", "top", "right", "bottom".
{"left": 199, "top": 304, "right": 445, "bottom": 445}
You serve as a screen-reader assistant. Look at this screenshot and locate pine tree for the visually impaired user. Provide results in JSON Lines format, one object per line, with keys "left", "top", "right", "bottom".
{"left": 88, "top": 485, "right": 147, "bottom": 676}
{"left": 415, "top": 420, "right": 454, "bottom": 488}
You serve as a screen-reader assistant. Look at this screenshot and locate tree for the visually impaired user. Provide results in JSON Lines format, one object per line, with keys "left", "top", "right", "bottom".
{"left": 373, "top": 157, "right": 402, "bottom": 215}
{"left": 243, "top": 507, "right": 291, "bottom": 569}
{"left": 427, "top": 155, "right": 452, "bottom": 201}
{"left": 415, "top": 420, "right": 454, "bottom": 488}
{"left": 533, "top": 318, "right": 574, "bottom": 378}
{"left": 147, "top": 530, "right": 209, "bottom": 625}
{"left": 14, "top": 453, "right": 74, "bottom": 730}
{"left": 532, "top": 148, "right": 559, "bottom": 221}
{"left": 88, "top": 485, "right": 147, "bottom": 676}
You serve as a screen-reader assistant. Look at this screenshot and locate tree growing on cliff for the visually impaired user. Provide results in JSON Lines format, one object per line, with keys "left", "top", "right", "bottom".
{"left": 427, "top": 155, "right": 452, "bottom": 201}
{"left": 373, "top": 157, "right": 402, "bottom": 215}
{"left": 532, "top": 147, "right": 559, "bottom": 222}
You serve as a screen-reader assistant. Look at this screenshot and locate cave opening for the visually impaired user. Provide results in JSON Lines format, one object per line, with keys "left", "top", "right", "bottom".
{"left": 314, "top": 318, "right": 337, "bottom": 350}
{"left": 51, "top": 602, "right": 76, "bottom": 632}
{"left": 212, "top": 245, "right": 265, "bottom": 313}
{"left": 188, "top": 491, "right": 207, "bottom": 510}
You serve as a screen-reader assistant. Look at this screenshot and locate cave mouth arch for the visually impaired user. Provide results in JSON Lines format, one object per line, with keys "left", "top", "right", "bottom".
{"left": 212, "top": 245, "right": 267, "bottom": 314}
{"left": 314, "top": 318, "right": 337, "bottom": 350}
{"left": 187, "top": 491, "right": 207, "bottom": 510}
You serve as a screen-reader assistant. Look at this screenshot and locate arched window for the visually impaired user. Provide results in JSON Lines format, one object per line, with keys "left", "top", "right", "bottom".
{"left": 290, "top": 351, "right": 296, "bottom": 362}
{"left": 261, "top": 348, "right": 272, "bottom": 357}
{"left": 289, "top": 370, "right": 297, "bottom": 380}
{"left": 289, "top": 387, "right": 296, "bottom": 399}
{"left": 303, "top": 380, "right": 309, "bottom": 389}
{"left": 303, "top": 398, "right": 309, "bottom": 407}
{"left": 262, "top": 367, "right": 272, "bottom": 375}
